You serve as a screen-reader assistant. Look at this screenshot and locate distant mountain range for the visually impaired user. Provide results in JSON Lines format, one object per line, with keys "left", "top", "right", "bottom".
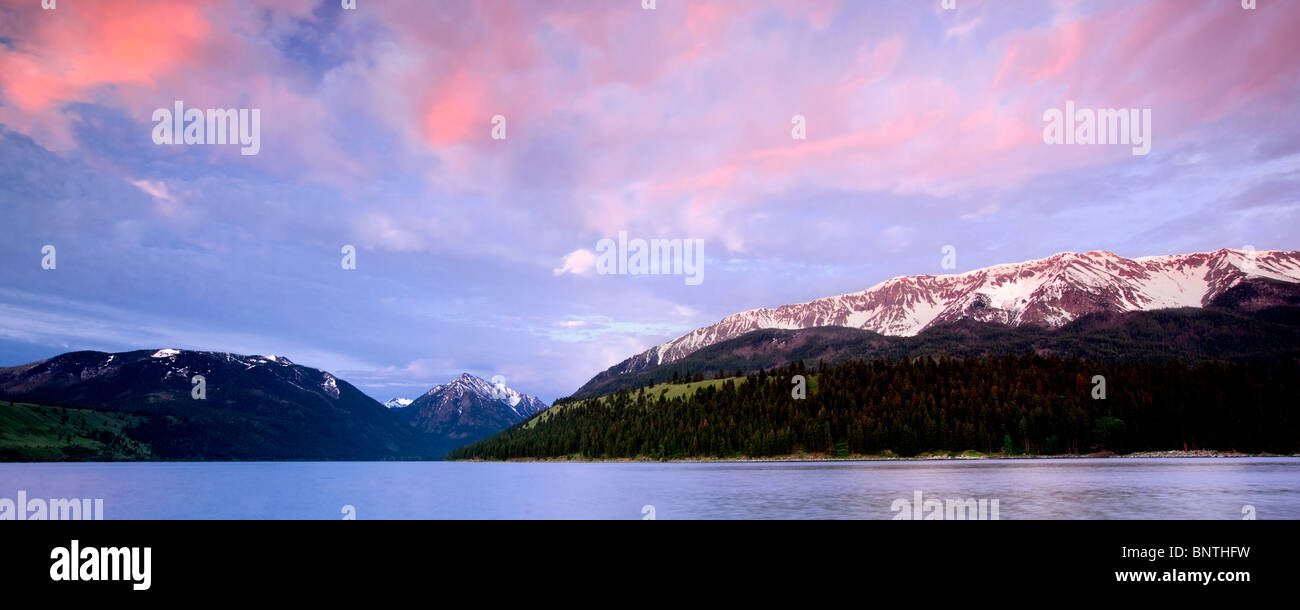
{"left": 579, "top": 249, "right": 1300, "bottom": 395}
{"left": 0, "top": 350, "right": 546, "bottom": 461}
{"left": 6, "top": 247, "right": 1299, "bottom": 461}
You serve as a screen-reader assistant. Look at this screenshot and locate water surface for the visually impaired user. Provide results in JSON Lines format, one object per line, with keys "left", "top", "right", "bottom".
{"left": 0, "top": 458, "right": 1295, "bottom": 519}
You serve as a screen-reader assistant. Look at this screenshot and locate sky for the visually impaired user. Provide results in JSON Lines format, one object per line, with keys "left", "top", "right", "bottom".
{"left": 0, "top": 0, "right": 1297, "bottom": 403}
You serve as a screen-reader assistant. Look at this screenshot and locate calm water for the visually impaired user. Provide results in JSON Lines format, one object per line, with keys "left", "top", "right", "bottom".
{"left": 1, "top": 458, "right": 1296, "bottom": 519}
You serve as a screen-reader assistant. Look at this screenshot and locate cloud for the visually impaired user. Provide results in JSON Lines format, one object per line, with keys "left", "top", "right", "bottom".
{"left": 0, "top": 0, "right": 214, "bottom": 149}
{"left": 2, "top": 0, "right": 1298, "bottom": 405}
{"left": 129, "top": 179, "right": 174, "bottom": 201}
{"left": 961, "top": 203, "right": 1000, "bottom": 220}
{"left": 355, "top": 357, "right": 458, "bottom": 387}
{"left": 879, "top": 225, "right": 917, "bottom": 253}
{"left": 127, "top": 178, "right": 187, "bottom": 218}
{"left": 553, "top": 249, "right": 597, "bottom": 276}
{"left": 945, "top": 17, "right": 984, "bottom": 39}
{"left": 0, "top": 288, "right": 379, "bottom": 375}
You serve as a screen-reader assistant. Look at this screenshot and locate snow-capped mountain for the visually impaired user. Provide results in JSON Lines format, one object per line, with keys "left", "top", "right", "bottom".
{"left": 606, "top": 248, "right": 1300, "bottom": 376}
{"left": 382, "top": 397, "right": 413, "bottom": 409}
{"left": 0, "top": 348, "right": 348, "bottom": 402}
{"left": 395, "top": 373, "right": 548, "bottom": 443}
{"left": 0, "top": 349, "right": 430, "bottom": 459}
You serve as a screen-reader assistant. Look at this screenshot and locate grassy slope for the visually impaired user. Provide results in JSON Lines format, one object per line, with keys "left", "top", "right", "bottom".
{"left": 0, "top": 401, "right": 154, "bottom": 461}
{"left": 525, "top": 375, "right": 821, "bottom": 430}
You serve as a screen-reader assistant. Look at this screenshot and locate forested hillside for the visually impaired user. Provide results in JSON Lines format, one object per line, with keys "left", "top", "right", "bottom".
{"left": 451, "top": 356, "right": 1300, "bottom": 460}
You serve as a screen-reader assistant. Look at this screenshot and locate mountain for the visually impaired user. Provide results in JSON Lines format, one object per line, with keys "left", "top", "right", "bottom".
{"left": 571, "top": 280, "right": 1300, "bottom": 398}
{"left": 461, "top": 270, "right": 1300, "bottom": 460}
{"left": 589, "top": 248, "right": 1300, "bottom": 383}
{"left": 391, "top": 373, "right": 547, "bottom": 448}
{"left": 0, "top": 349, "right": 435, "bottom": 460}
{"left": 0, "top": 351, "right": 555, "bottom": 461}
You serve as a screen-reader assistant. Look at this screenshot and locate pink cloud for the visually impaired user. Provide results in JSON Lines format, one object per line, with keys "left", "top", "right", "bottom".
{"left": 2, "top": 0, "right": 1297, "bottom": 260}
{"left": 0, "top": 0, "right": 213, "bottom": 112}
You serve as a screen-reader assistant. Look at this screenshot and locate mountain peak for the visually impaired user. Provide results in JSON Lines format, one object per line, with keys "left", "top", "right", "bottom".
{"left": 398, "top": 373, "right": 548, "bottom": 443}
{"left": 451, "top": 372, "right": 487, "bottom": 388}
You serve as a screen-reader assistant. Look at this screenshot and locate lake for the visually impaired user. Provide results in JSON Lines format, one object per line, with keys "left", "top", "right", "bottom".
{"left": 1, "top": 457, "right": 1296, "bottom": 519}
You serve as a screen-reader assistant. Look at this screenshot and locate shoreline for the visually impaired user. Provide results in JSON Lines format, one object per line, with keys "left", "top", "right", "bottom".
{"left": 460, "top": 449, "right": 1300, "bottom": 464}
{"left": 4, "top": 450, "right": 1297, "bottom": 465}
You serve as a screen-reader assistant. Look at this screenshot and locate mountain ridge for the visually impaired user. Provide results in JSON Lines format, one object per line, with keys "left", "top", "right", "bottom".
{"left": 0, "top": 352, "right": 549, "bottom": 460}
{"left": 0, "top": 348, "right": 427, "bottom": 459}
{"left": 592, "top": 248, "right": 1300, "bottom": 385}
